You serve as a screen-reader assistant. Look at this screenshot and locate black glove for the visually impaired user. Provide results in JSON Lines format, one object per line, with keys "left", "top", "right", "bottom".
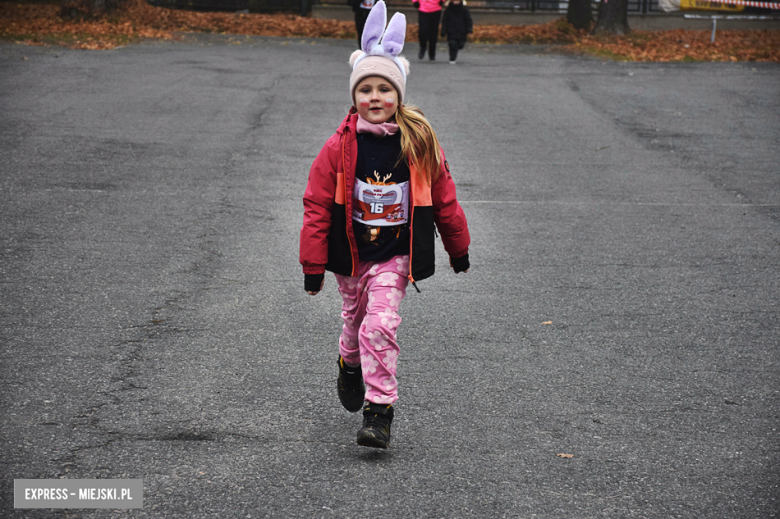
{"left": 413, "top": 1, "right": 420, "bottom": 8}
{"left": 305, "top": 273, "right": 324, "bottom": 292}
{"left": 450, "top": 253, "right": 470, "bottom": 273}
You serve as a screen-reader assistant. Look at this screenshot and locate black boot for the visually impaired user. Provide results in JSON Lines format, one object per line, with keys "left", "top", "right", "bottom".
{"left": 337, "top": 356, "right": 365, "bottom": 412}
{"left": 357, "top": 403, "right": 394, "bottom": 449}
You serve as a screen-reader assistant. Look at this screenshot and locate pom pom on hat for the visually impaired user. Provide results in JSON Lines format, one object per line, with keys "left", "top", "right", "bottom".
{"left": 348, "top": 1, "right": 409, "bottom": 105}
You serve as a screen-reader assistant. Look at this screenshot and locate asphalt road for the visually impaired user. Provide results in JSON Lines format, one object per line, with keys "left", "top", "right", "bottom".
{"left": 1, "top": 35, "right": 778, "bottom": 518}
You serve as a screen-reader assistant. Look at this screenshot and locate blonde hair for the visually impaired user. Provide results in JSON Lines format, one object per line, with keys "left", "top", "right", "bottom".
{"left": 395, "top": 104, "right": 442, "bottom": 185}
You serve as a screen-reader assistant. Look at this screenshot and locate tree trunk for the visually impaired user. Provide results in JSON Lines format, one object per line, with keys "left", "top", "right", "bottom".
{"left": 592, "top": 0, "right": 630, "bottom": 36}
{"left": 567, "top": 0, "right": 592, "bottom": 31}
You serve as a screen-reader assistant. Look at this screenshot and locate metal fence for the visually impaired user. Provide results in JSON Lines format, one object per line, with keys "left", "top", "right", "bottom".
{"left": 147, "top": 0, "right": 304, "bottom": 12}
{"left": 465, "top": 0, "right": 660, "bottom": 13}
{"left": 373, "top": 0, "right": 660, "bottom": 13}
{"left": 148, "top": 0, "right": 661, "bottom": 14}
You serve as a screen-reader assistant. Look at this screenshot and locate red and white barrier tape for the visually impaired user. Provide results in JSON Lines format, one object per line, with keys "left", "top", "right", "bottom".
{"left": 714, "top": 0, "right": 780, "bottom": 8}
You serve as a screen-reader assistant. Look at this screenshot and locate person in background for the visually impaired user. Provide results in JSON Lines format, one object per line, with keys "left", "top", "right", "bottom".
{"left": 349, "top": 0, "right": 376, "bottom": 47}
{"left": 413, "top": 0, "right": 444, "bottom": 60}
{"left": 440, "top": 0, "right": 473, "bottom": 64}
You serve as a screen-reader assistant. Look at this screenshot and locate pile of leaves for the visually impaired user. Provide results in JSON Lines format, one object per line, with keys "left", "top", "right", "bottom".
{"left": 472, "top": 18, "right": 780, "bottom": 61}
{"left": 572, "top": 26, "right": 780, "bottom": 61}
{"left": 1, "top": 0, "right": 779, "bottom": 61}
{"left": 0, "top": 0, "right": 358, "bottom": 48}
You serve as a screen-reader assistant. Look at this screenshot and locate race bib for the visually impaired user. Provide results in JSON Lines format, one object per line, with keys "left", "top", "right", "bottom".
{"left": 352, "top": 178, "right": 409, "bottom": 227}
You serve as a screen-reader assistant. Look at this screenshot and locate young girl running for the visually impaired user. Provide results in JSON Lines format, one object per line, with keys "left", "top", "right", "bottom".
{"left": 300, "top": 0, "right": 470, "bottom": 449}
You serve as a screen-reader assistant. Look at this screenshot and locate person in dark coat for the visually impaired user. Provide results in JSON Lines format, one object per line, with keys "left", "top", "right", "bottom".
{"left": 349, "top": 0, "right": 376, "bottom": 47}
{"left": 440, "top": 0, "right": 473, "bottom": 64}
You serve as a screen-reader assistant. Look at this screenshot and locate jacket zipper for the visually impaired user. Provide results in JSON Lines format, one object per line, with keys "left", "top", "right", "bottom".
{"left": 407, "top": 161, "right": 421, "bottom": 293}
{"left": 343, "top": 133, "right": 359, "bottom": 277}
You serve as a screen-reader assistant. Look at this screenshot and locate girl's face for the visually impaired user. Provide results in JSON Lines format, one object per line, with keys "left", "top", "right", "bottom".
{"left": 355, "top": 77, "right": 398, "bottom": 125}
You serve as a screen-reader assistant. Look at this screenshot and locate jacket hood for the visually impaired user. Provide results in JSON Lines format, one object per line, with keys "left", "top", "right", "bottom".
{"left": 337, "top": 109, "right": 359, "bottom": 136}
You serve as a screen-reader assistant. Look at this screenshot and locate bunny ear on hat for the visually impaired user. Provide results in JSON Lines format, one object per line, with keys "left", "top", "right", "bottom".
{"left": 381, "top": 12, "right": 406, "bottom": 57}
{"left": 360, "top": 0, "right": 387, "bottom": 54}
{"left": 351, "top": 0, "right": 408, "bottom": 77}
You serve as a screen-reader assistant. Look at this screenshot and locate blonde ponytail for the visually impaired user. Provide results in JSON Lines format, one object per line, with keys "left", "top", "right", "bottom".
{"left": 395, "top": 104, "right": 442, "bottom": 185}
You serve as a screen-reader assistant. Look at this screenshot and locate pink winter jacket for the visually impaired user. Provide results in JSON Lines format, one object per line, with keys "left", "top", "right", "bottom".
{"left": 300, "top": 109, "right": 470, "bottom": 286}
{"left": 416, "top": 0, "right": 443, "bottom": 13}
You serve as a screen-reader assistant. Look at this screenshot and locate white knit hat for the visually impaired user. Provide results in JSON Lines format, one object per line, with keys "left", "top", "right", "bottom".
{"left": 348, "top": 1, "right": 410, "bottom": 106}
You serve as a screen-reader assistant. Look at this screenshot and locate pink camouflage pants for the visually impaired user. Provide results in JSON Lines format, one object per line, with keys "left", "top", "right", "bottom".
{"left": 335, "top": 255, "right": 410, "bottom": 405}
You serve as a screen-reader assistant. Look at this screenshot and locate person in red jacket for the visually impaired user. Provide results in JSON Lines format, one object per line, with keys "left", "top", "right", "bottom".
{"left": 300, "top": 1, "right": 470, "bottom": 449}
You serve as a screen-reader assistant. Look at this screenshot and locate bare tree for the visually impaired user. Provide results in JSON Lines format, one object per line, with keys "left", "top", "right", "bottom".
{"left": 566, "top": 0, "right": 592, "bottom": 31}
{"left": 592, "top": 0, "right": 630, "bottom": 35}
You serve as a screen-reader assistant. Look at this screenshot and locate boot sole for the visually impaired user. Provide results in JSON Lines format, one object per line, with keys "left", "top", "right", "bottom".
{"left": 356, "top": 431, "right": 389, "bottom": 449}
